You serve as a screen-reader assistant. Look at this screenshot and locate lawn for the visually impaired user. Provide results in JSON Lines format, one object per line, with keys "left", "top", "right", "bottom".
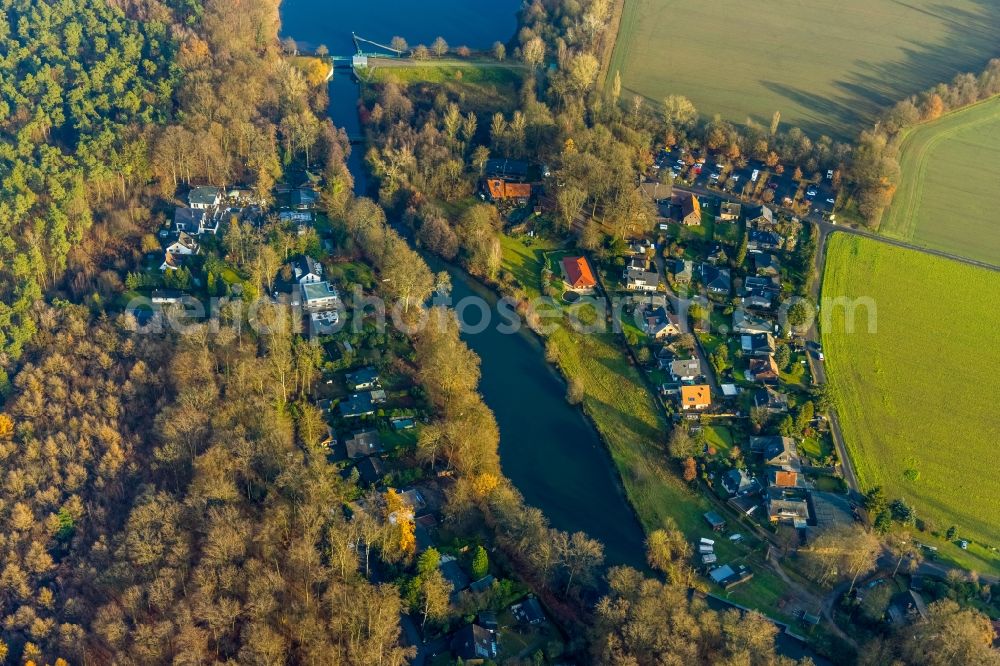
{"left": 365, "top": 60, "right": 523, "bottom": 112}
{"left": 607, "top": 0, "right": 1000, "bottom": 139}
{"left": 821, "top": 234, "right": 1000, "bottom": 574}
{"left": 879, "top": 96, "right": 1000, "bottom": 265}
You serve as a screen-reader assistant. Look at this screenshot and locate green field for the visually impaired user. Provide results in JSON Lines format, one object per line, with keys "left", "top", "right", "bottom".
{"left": 822, "top": 235, "right": 1000, "bottom": 573}
{"left": 608, "top": 0, "right": 1000, "bottom": 138}
{"left": 879, "top": 97, "right": 1000, "bottom": 265}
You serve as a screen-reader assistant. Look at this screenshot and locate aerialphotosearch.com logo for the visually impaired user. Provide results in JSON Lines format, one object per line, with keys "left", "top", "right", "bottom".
{"left": 123, "top": 287, "right": 877, "bottom": 340}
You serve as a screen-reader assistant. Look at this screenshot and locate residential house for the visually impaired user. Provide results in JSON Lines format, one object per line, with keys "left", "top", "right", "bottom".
{"left": 160, "top": 232, "right": 200, "bottom": 271}
{"left": 643, "top": 307, "right": 682, "bottom": 339}
{"left": 302, "top": 281, "right": 339, "bottom": 311}
{"left": 625, "top": 268, "right": 660, "bottom": 292}
{"left": 732, "top": 310, "right": 774, "bottom": 335}
{"left": 671, "top": 192, "right": 702, "bottom": 226}
{"left": 173, "top": 206, "right": 207, "bottom": 233}
{"left": 747, "top": 356, "right": 780, "bottom": 383}
{"left": 707, "top": 244, "right": 728, "bottom": 265}
{"left": 188, "top": 186, "right": 222, "bottom": 210}
{"left": 719, "top": 201, "right": 742, "bottom": 221}
{"left": 743, "top": 275, "right": 781, "bottom": 309}
{"left": 347, "top": 367, "right": 380, "bottom": 391}
{"left": 744, "top": 204, "right": 775, "bottom": 229}
{"left": 741, "top": 332, "right": 776, "bottom": 357}
{"left": 669, "top": 357, "right": 702, "bottom": 382}
{"left": 345, "top": 430, "right": 383, "bottom": 459}
{"left": 309, "top": 310, "right": 339, "bottom": 335}
{"left": 699, "top": 264, "right": 731, "bottom": 295}
{"left": 766, "top": 487, "right": 810, "bottom": 525}
{"left": 626, "top": 254, "right": 648, "bottom": 271}
{"left": 729, "top": 493, "right": 760, "bottom": 517}
{"left": 484, "top": 158, "right": 529, "bottom": 181}
{"left": 680, "top": 384, "right": 711, "bottom": 411}
{"left": 754, "top": 387, "right": 790, "bottom": 414}
{"left": 754, "top": 253, "right": 780, "bottom": 276}
{"left": 769, "top": 469, "right": 802, "bottom": 488}
{"left": 721, "top": 468, "right": 761, "bottom": 497}
{"left": 757, "top": 436, "right": 799, "bottom": 470}
{"left": 668, "top": 259, "right": 693, "bottom": 283}
{"left": 293, "top": 256, "right": 323, "bottom": 284}
{"left": 562, "top": 256, "right": 597, "bottom": 291}
{"left": 511, "top": 597, "right": 546, "bottom": 626}
{"left": 151, "top": 289, "right": 185, "bottom": 305}
{"left": 639, "top": 181, "right": 673, "bottom": 218}
{"left": 356, "top": 456, "right": 384, "bottom": 485}
{"left": 290, "top": 188, "right": 318, "bottom": 209}
{"left": 339, "top": 393, "right": 375, "bottom": 418}
{"left": 484, "top": 178, "right": 531, "bottom": 203}
{"left": 748, "top": 229, "right": 782, "bottom": 253}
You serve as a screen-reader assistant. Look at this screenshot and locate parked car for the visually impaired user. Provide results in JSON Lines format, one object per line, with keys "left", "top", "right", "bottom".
{"left": 710, "top": 173, "right": 720, "bottom": 180}
{"left": 826, "top": 169, "right": 834, "bottom": 179}
{"left": 806, "top": 189, "right": 817, "bottom": 197}
{"left": 768, "top": 182, "right": 778, "bottom": 189}
{"left": 826, "top": 198, "right": 835, "bottom": 204}
{"left": 751, "top": 169, "right": 760, "bottom": 182}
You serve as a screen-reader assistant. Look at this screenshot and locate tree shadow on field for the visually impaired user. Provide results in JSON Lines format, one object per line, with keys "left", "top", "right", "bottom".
{"left": 756, "top": 0, "right": 1000, "bottom": 139}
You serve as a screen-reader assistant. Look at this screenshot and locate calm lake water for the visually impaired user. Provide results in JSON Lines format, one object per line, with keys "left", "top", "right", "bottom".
{"left": 280, "top": 0, "right": 648, "bottom": 568}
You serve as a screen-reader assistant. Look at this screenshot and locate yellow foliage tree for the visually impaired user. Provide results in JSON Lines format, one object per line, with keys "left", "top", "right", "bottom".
{"left": 0, "top": 413, "right": 13, "bottom": 439}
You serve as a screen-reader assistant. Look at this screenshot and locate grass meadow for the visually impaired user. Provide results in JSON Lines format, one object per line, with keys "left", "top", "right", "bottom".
{"left": 879, "top": 96, "right": 1000, "bottom": 265}
{"left": 607, "top": 0, "right": 1000, "bottom": 138}
{"left": 821, "top": 235, "right": 1000, "bottom": 574}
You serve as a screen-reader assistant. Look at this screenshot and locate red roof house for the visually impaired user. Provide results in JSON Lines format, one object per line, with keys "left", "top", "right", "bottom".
{"left": 562, "top": 256, "right": 596, "bottom": 290}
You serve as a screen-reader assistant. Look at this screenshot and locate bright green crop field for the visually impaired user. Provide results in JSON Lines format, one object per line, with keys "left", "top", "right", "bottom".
{"left": 822, "top": 235, "right": 1000, "bottom": 573}
{"left": 879, "top": 97, "right": 1000, "bottom": 265}
{"left": 607, "top": 0, "right": 1000, "bottom": 139}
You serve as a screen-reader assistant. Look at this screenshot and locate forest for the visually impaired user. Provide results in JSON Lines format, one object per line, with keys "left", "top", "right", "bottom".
{"left": 0, "top": 0, "right": 997, "bottom": 663}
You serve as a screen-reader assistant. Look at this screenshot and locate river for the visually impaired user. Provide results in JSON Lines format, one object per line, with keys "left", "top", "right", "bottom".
{"left": 280, "top": 0, "right": 648, "bottom": 569}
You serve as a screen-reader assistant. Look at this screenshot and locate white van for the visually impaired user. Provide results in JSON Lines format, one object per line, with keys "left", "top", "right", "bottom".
{"left": 751, "top": 169, "right": 760, "bottom": 182}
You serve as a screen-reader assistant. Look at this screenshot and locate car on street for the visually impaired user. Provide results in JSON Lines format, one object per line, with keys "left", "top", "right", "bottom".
{"left": 806, "top": 188, "right": 817, "bottom": 197}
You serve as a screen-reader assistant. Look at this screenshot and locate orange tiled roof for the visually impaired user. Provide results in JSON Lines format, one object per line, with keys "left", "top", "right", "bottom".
{"left": 562, "top": 256, "right": 596, "bottom": 289}
{"left": 773, "top": 471, "right": 798, "bottom": 487}
{"left": 680, "top": 384, "right": 711, "bottom": 407}
{"left": 486, "top": 179, "right": 531, "bottom": 199}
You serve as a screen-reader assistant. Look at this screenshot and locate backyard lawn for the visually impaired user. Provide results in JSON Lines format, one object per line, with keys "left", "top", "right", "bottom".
{"left": 607, "top": 0, "right": 1000, "bottom": 139}
{"left": 822, "top": 234, "right": 1000, "bottom": 574}
{"left": 878, "top": 96, "right": 1000, "bottom": 265}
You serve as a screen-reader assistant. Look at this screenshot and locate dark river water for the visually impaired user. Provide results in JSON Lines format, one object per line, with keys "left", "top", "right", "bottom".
{"left": 280, "top": 0, "right": 648, "bottom": 569}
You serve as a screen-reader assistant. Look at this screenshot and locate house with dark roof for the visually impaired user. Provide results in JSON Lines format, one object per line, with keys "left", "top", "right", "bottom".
{"left": 704, "top": 511, "right": 727, "bottom": 531}
{"left": 721, "top": 468, "right": 761, "bottom": 497}
{"left": 744, "top": 275, "right": 781, "bottom": 296}
{"left": 706, "top": 244, "right": 728, "bottom": 265}
{"left": 754, "top": 387, "right": 789, "bottom": 413}
{"left": 356, "top": 456, "right": 384, "bottom": 486}
{"left": 625, "top": 268, "right": 660, "bottom": 292}
{"left": 347, "top": 367, "right": 380, "bottom": 391}
{"left": 766, "top": 487, "right": 810, "bottom": 525}
{"left": 642, "top": 306, "right": 682, "bottom": 339}
{"left": 451, "top": 624, "right": 498, "bottom": 661}
{"left": 160, "top": 232, "right": 200, "bottom": 271}
{"left": 732, "top": 310, "right": 774, "bottom": 335}
{"left": 671, "top": 192, "right": 702, "bottom": 226}
{"left": 741, "top": 332, "right": 776, "bottom": 357}
{"left": 760, "top": 436, "right": 799, "bottom": 470}
{"left": 345, "top": 430, "right": 383, "bottom": 459}
{"left": 188, "top": 186, "right": 222, "bottom": 209}
{"left": 293, "top": 256, "right": 323, "bottom": 284}
{"left": 562, "top": 256, "right": 596, "bottom": 291}
{"left": 754, "top": 253, "right": 780, "bottom": 276}
{"left": 669, "top": 357, "right": 702, "bottom": 382}
{"left": 668, "top": 258, "right": 693, "bottom": 283}
{"left": 339, "top": 393, "right": 375, "bottom": 418}
{"left": 290, "top": 188, "right": 318, "bottom": 210}
{"left": 699, "top": 264, "right": 731, "bottom": 295}
{"left": 484, "top": 158, "right": 529, "bottom": 181}
{"left": 173, "top": 206, "right": 208, "bottom": 233}
{"left": 748, "top": 229, "right": 782, "bottom": 253}
{"left": 511, "top": 596, "right": 547, "bottom": 625}
{"left": 747, "top": 356, "right": 780, "bottom": 383}
{"left": 744, "top": 204, "right": 775, "bottom": 229}
{"left": 719, "top": 201, "right": 742, "bottom": 221}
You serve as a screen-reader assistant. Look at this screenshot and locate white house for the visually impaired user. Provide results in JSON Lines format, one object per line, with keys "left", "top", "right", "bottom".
{"left": 293, "top": 256, "right": 323, "bottom": 284}
{"left": 302, "top": 281, "right": 339, "bottom": 311}
{"left": 160, "top": 232, "right": 200, "bottom": 271}
{"left": 188, "top": 186, "right": 222, "bottom": 210}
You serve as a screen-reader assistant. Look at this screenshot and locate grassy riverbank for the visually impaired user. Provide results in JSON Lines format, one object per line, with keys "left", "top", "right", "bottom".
{"left": 500, "top": 234, "right": 802, "bottom": 619}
